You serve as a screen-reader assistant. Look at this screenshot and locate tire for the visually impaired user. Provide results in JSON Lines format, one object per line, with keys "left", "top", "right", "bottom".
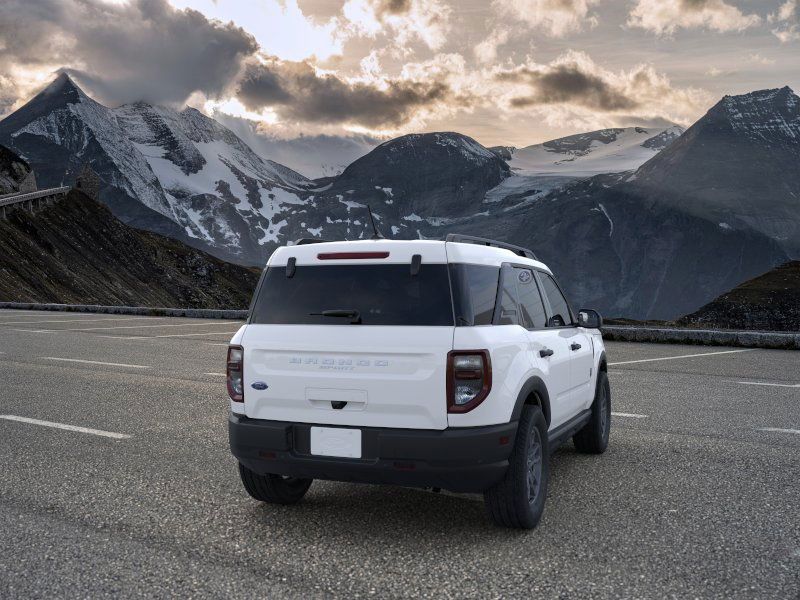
{"left": 484, "top": 405, "right": 549, "bottom": 529}
{"left": 238, "top": 463, "right": 312, "bottom": 505}
{"left": 573, "top": 370, "right": 611, "bottom": 454}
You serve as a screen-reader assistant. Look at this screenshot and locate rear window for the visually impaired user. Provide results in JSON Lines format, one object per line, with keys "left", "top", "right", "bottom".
{"left": 250, "top": 264, "right": 454, "bottom": 326}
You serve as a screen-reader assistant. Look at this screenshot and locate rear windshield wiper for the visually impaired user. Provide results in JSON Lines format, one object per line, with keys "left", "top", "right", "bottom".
{"left": 309, "top": 309, "right": 362, "bottom": 324}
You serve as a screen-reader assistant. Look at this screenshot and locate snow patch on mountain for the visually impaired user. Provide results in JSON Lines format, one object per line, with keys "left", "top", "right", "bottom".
{"left": 507, "top": 126, "right": 684, "bottom": 177}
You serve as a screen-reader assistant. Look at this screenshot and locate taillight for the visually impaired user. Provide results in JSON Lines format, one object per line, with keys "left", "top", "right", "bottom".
{"left": 227, "top": 345, "right": 244, "bottom": 402}
{"left": 447, "top": 350, "right": 491, "bottom": 413}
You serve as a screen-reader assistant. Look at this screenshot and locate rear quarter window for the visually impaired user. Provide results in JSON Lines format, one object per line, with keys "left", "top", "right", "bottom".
{"left": 449, "top": 264, "right": 500, "bottom": 326}
{"left": 250, "top": 263, "right": 454, "bottom": 326}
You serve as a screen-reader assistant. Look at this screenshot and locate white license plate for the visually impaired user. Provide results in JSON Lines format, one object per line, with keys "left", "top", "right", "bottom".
{"left": 310, "top": 426, "right": 362, "bottom": 458}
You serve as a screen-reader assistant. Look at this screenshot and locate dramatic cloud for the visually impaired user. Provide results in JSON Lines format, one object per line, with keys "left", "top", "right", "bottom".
{"left": 493, "top": 51, "right": 710, "bottom": 125}
{"left": 0, "top": 0, "right": 257, "bottom": 109}
{"left": 342, "top": 0, "right": 451, "bottom": 50}
{"left": 768, "top": 0, "right": 800, "bottom": 42}
{"left": 627, "top": 0, "right": 761, "bottom": 35}
{"left": 236, "top": 57, "right": 451, "bottom": 128}
{"left": 168, "top": 0, "right": 347, "bottom": 61}
{"left": 494, "top": 0, "right": 600, "bottom": 37}
{"left": 474, "top": 28, "right": 510, "bottom": 64}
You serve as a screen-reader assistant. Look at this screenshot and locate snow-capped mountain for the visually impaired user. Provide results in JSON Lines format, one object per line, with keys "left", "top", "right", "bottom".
{"left": 634, "top": 86, "right": 800, "bottom": 255}
{"left": 0, "top": 73, "right": 316, "bottom": 264}
{"left": 2, "top": 75, "right": 795, "bottom": 321}
{"left": 214, "top": 113, "right": 379, "bottom": 179}
{"left": 451, "top": 88, "right": 800, "bottom": 320}
{"left": 482, "top": 125, "right": 683, "bottom": 208}
{"left": 503, "top": 126, "right": 684, "bottom": 177}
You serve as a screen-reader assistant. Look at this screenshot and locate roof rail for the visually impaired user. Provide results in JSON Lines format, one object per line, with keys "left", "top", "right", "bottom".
{"left": 445, "top": 233, "right": 538, "bottom": 260}
{"left": 292, "top": 238, "right": 334, "bottom": 246}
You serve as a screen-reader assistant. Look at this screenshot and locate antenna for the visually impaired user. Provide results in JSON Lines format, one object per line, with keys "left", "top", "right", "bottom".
{"left": 366, "top": 205, "right": 385, "bottom": 240}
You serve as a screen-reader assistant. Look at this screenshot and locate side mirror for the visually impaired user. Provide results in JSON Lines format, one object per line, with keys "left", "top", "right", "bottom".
{"left": 578, "top": 309, "right": 603, "bottom": 329}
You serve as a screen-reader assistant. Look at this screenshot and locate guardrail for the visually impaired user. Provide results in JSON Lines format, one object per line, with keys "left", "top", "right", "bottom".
{"left": 0, "top": 186, "right": 71, "bottom": 208}
{"left": 603, "top": 325, "right": 800, "bottom": 350}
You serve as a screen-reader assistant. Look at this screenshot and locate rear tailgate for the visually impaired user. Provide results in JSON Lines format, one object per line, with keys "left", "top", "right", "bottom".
{"left": 242, "top": 241, "right": 454, "bottom": 430}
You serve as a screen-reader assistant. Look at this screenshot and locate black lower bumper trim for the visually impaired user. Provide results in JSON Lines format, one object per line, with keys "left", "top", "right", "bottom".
{"left": 229, "top": 414, "right": 518, "bottom": 493}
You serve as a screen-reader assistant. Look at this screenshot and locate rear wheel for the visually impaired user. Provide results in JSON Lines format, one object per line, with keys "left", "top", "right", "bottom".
{"left": 573, "top": 370, "right": 611, "bottom": 454}
{"left": 238, "top": 463, "right": 312, "bottom": 505}
{"left": 484, "top": 405, "right": 549, "bottom": 529}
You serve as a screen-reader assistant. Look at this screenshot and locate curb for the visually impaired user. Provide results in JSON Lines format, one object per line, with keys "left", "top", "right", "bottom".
{"left": 0, "top": 302, "right": 248, "bottom": 320}
{"left": 602, "top": 325, "right": 800, "bottom": 350}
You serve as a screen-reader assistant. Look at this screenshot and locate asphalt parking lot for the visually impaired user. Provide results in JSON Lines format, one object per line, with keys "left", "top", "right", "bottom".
{"left": 0, "top": 309, "right": 798, "bottom": 599}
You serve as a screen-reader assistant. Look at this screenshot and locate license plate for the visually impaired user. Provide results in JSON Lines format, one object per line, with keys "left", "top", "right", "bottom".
{"left": 310, "top": 426, "right": 362, "bottom": 458}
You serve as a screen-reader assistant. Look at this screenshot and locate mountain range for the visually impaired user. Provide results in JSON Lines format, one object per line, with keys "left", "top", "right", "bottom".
{"left": 1, "top": 74, "right": 797, "bottom": 320}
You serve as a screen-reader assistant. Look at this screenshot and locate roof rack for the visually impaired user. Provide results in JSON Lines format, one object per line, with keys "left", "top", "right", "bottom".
{"left": 445, "top": 233, "right": 538, "bottom": 260}
{"left": 292, "top": 238, "right": 334, "bottom": 246}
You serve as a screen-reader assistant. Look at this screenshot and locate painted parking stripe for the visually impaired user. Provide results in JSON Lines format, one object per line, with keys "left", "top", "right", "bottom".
{"left": 70, "top": 331, "right": 237, "bottom": 340}
{"left": 0, "top": 316, "right": 166, "bottom": 326}
{"left": 611, "top": 412, "right": 648, "bottom": 418}
{"left": 151, "top": 331, "right": 239, "bottom": 339}
{"left": 609, "top": 349, "right": 753, "bottom": 366}
{"left": 757, "top": 427, "right": 800, "bottom": 436}
{"left": 0, "top": 415, "right": 131, "bottom": 439}
{"left": 205, "top": 372, "right": 227, "bottom": 377}
{"left": 739, "top": 381, "right": 800, "bottom": 388}
{"left": 19, "top": 321, "right": 241, "bottom": 333}
{"left": 40, "top": 357, "right": 151, "bottom": 369}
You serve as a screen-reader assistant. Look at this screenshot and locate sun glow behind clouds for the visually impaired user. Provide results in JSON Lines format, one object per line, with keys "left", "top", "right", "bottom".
{"left": 205, "top": 97, "right": 279, "bottom": 125}
{"left": 167, "top": 0, "right": 344, "bottom": 61}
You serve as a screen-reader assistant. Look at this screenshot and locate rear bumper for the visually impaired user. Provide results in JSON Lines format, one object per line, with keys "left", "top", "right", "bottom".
{"left": 229, "top": 414, "right": 518, "bottom": 493}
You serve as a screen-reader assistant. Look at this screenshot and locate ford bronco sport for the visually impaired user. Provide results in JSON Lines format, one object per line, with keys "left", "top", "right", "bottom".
{"left": 228, "top": 234, "right": 610, "bottom": 529}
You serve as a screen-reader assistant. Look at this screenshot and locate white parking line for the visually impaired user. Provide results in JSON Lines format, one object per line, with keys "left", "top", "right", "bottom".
{"left": 609, "top": 349, "right": 753, "bottom": 366}
{"left": 205, "top": 372, "right": 227, "bottom": 377}
{"left": 757, "top": 427, "right": 800, "bottom": 436}
{"left": 0, "top": 316, "right": 164, "bottom": 326}
{"left": 40, "top": 357, "right": 151, "bottom": 369}
{"left": 611, "top": 412, "right": 648, "bottom": 418}
{"left": 151, "top": 331, "right": 239, "bottom": 339}
{"left": 204, "top": 342, "right": 231, "bottom": 346}
{"left": 739, "top": 381, "right": 800, "bottom": 388}
{"left": 18, "top": 321, "right": 241, "bottom": 333}
{"left": 0, "top": 415, "right": 131, "bottom": 439}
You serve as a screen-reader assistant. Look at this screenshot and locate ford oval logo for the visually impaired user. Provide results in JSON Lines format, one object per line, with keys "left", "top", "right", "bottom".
{"left": 251, "top": 381, "right": 268, "bottom": 390}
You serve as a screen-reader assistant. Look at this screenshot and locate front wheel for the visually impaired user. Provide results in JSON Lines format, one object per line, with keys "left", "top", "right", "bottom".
{"left": 484, "top": 404, "right": 550, "bottom": 529}
{"left": 573, "top": 370, "right": 611, "bottom": 454}
{"left": 238, "top": 463, "right": 312, "bottom": 505}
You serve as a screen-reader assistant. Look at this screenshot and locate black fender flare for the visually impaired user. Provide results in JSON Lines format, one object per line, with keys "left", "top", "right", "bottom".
{"left": 510, "top": 376, "right": 551, "bottom": 426}
{"left": 598, "top": 350, "right": 607, "bottom": 373}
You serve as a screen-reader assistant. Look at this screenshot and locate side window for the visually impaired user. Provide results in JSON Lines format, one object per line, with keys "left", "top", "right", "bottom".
{"left": 450, "top": 264, "right": 500, "bottom": 326}
{"left": 514, "top": 268, "right": 547, "bottom": 329}
{"left": 539, "top": 272, "right": 573, "bottom": 327}
{"left": 495, "top": 266, "right": 520, "bottom": 326}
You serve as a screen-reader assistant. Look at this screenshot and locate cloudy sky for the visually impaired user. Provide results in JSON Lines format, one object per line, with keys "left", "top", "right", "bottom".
{"left": 0, "top": 0, "right": 797, "bottom": 146}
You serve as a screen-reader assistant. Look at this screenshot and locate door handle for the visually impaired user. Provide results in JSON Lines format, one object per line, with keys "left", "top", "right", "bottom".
{"left": 539, "top": 348, "right": 554, "bottom": 357}
{"left": 570, "top": 343, "right": 582, "bottom": 351}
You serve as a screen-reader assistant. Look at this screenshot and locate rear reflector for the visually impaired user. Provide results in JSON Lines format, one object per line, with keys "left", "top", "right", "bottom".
{"left": 317, "top": 252, "right": 390, "bottom": 260}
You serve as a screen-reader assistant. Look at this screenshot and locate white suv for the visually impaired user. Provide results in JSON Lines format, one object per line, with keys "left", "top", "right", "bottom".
{"left": 227, "top": 234, "right": 610, "bottom": 529}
